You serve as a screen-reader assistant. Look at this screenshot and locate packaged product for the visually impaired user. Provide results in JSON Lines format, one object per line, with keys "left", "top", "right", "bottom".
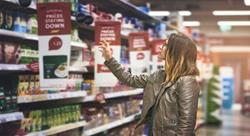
{"left": 4, "top": 11, "right": 14, "bottom": 30}
{"left": 0, "top": 86, "right": 5, "bottom": 113}
{"left": 27, "top": 15, "right": 37, "bottom": 34}
{"left": 20, "top": 43, "right": 38, "bottom": 64}
{"left": 13, "top": 13, "right": 22, "bottom": 32}
{"left": 0, "top": 10, "right": 4, "bottom": 28}
{"left": 0, "top": 42, "right": 3, "bottom": 63}
{"left": 3, "top": 42, "right": 20, "bottom": 64}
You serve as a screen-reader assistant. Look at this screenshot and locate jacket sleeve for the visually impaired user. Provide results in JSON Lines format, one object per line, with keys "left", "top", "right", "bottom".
{"left": 104, "top": 57, "right": 149, "bottom": 88}
{"left": 176, "top": 77, "right": 200, "bottom": 136}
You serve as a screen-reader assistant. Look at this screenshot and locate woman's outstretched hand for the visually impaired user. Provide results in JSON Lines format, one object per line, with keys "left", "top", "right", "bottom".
{"left": 99, "top": 40, "right": 113, "bottom": 61}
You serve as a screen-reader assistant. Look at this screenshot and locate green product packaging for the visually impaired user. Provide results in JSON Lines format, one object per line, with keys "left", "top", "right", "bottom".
{"left": 0, "top": 86, "right": 5, "bottom": 113}
{"left": 46, "top": 109, "right": 52, "bottom": 129}
{"left": 36, "top": 110, "right": 42, "bottom": 131}
{"left": 41, "top": 110, "right": 48, "bottom": 130}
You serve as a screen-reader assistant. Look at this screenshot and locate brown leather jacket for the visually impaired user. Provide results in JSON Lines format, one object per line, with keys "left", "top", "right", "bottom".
{"left": 105, "top": 58, "right": 200, "bottom": 136}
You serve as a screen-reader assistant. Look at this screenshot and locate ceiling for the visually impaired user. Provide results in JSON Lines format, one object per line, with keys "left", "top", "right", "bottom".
{"left": 130, "top": 0, "right": 250, "bottom": 37}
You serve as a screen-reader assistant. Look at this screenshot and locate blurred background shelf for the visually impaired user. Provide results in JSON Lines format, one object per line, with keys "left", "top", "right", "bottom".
{"left": 83, "top": 89, "right": 143, "bottom": 102}
{"left": 18, "top": 91, "right": 87, "bottom": 103}
{"left": 80, "top": 0, "right": 158, "bottom": 22}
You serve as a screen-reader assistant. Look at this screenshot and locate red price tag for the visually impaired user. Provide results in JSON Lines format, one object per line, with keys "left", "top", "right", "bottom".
{"left": 95, "top": 93, "right": 106, "bottom": 103}
{"left": 26, "top": 61, "right": 39, "bottom": 73}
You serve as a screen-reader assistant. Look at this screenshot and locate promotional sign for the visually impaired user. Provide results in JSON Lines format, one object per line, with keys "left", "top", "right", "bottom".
{"left": 150, "top": 39, "right": 165, "bottom": 72}
{"left": 37, "top": 2, "right": 71, "bottom": 90}
{"left": 94, "top": 21, "right": 121, "bottom": 87}
{"left": 129, "top": 32, "right": 150, "bottom": 75}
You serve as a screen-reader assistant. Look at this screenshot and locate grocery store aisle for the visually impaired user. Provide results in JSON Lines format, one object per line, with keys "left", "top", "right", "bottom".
{"left": 196, "top": 110, "right": 250, "bottom": 136}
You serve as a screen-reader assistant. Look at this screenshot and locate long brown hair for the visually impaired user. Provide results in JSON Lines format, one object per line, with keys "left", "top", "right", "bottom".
{"left": 164, "top": 33, "right": 199, "bottom": 84}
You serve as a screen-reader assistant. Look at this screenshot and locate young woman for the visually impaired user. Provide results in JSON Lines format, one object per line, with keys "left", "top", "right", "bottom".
{"left": 99, "top": 33, "right": 200, "bottom": 136}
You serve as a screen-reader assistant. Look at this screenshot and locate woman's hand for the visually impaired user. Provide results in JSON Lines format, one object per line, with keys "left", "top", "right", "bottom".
{"left": 99, "top": 40, "right": 113, "bottom": 61}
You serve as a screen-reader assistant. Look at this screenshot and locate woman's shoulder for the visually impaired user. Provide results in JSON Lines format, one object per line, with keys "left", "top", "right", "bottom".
{"left": 148, "top": 70, "right": 165, "bottom": 83}
{"left": 177, "top": 75, "right": 200, "bottom": 89}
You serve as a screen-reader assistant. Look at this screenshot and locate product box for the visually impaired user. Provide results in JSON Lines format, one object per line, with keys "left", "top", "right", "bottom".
{"left": 0, "top": 86, "right": 5, "bottom": 113}
{"left": 3, "top": 42, "right": 21, "bottom": 64}
{"left": 0, "top": 42, "right": 3, "bottom": 63}
{"left": 4, "top": 11, "right": 14, "bottom": 30}
{"left": 0, "top": 10, "right": 4, "bottom": 29}
{"left": 20, "top": 43, "right": 38, "bottom": 64}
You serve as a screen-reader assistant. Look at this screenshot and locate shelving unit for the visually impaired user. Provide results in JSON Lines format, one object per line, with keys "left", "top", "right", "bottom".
{"left": 0, "top": 29, "right": 88, "bottom": 48}
{"left": 18, "top": 91, "right": 87, "bottom": 103}
{"left": 26, "top": 120, "right": 87, "bottom": 136}
{"left": 80, "top": 0, "right": 157, "bottom": 22}
{"left": 83, "top": 112, "right": 141, "bottom": 136}
{"left": 18, "top": 89, "right": 143, "bottom": 111}
{"left": 0, "top": 112, "right": 24, "bottom": 124}
{"left": 0, "top": 64, "right": 28, "bottom": 71}
{"left": 83, "top": 89, "right": 143, "bottom": 102}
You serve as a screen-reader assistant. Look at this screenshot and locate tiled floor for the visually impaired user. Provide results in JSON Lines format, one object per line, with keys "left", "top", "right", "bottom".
{"left": 196, "top": 110, "right": 250, "bottom": 136}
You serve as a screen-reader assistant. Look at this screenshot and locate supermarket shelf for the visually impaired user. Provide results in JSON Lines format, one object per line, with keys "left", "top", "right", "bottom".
{"left": 18, "top": 89, "right": 143, "bottom": 110}
{"left": 83, "top": 89, "right": 143, "bottom": 102}
{"left": 26, "top": 120, "right": 87, "bottom": 136}
{"left": 18, "top": 91, "right": 87, "bottom": 103}
{"left": 83, "top": 112, "right": 141, "bottom": 136}
{"left": 71, "top": 41, "right": 88, "bottom": 48}
{"left": 0, "top": 29, "right": 87, "bottom": 48}
{"left": 0, "top": 64, "right": 28, "bottom": 71}
{"left": 0, "top": 0, "right": 36, "bottom": 14}
{"left": 0, "top": 112, "right": 24, "bottom": 124}
{"left": 80, "top": 0, "right": 157, "bottom": 22}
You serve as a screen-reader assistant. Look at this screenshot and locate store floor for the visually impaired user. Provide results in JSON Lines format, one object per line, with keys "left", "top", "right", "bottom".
{"left": 196, "top": 109, "right": 250, "bottom": 136}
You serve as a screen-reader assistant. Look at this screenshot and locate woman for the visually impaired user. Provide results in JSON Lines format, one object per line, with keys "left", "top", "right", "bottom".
{"left": 100, "top": 33, "right": 200, "bottom": 136}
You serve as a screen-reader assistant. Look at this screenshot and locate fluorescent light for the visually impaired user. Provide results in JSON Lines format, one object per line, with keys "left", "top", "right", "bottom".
{"left": 213, "top": 10, "right": 250, "bottom": 16}
{"left": 210, "top": 46, "right": 250, "bottom": 52}
{"left": 217, "top": 21, "right": 250, "bottom": 26}
{"left": 183, "top": 21, "right": 200, "bottom": 27}
{"left": 148, "top": 11, "right": 170, "bottom": 16}
{"left": 179, "top": 11, "right": 192, "bottom": 16}
{"left": 244, "top": 0, "right": 250, "bottom": 6}
{"left": 148, "top": 11, "right": 191, "bottom": 16}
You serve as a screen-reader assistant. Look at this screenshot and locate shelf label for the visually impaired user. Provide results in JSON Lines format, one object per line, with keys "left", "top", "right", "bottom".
{"left": 37, "top": 2, "right": 71, "bottom": 90}
{"left": 94, "top": 21, "right": 121, "bottom": 87}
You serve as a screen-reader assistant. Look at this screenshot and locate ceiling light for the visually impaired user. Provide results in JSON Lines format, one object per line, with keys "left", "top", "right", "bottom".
{"left": 148, "top": 11, "right": 170, "bottom": 16}
{"left": 179, "top": 11, "right": 192, "bottom": 16}
{"left": 213, "top": 10, "right": 250, "bottom": 16}
{"left": 148, "top": 11, "right": 191, "bottom": 16}
{"left": 217, "top": 21, "right": 250, "bottom": 26}
{"left": 244, "top": 0, "right": 250, "bottom": 6}
{"left": 183, "top": 21, "right": 200, "bottom": 27}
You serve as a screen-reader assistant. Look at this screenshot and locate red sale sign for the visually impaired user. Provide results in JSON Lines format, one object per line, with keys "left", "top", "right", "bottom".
{"left": 94, "top": 21, "right": 121, "bottom": 87}
{"left": 37, "top": 2, "right": 71, "bottom": 35}
{"left": 128, "top": 32, "right": 150, "bottom": 75}
{"left": 95, "top": 21, "right": 121, "bottom": 46}
{"left": 150, "top": 39, "right": 166, "bottom": 72}
{"left": 128, "top": 32, "right": 149, "bottom": 51}
{"left": 37, "top": 2, "right": 71, "bottom": 90}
